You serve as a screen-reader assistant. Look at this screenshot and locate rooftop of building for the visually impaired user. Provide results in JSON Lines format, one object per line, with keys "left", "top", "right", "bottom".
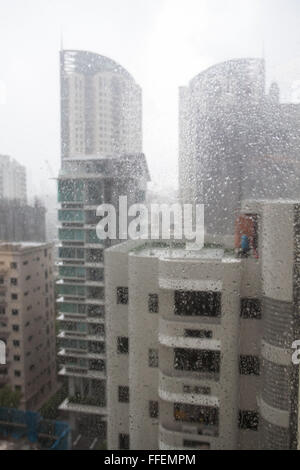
{"left": 0, "top": 241, "right": 52, "bottom": 253}
{"left": 189, "top": 57, "right": 265, "bottom": 87}
{"left": 59, "top": 152, "right": 150, "bottom": 180}
{"left": 61, "top": 49, "right": 138, "bottom": 84}
{"left": 134, "top": 244, "right": 237, "bottom": 262}
{"left": 107, "top": 240, "right": 237, "bottom": 262}
{"left": 0, "top": 155, "right": 26, "bottom": 169}
{"left": 241, "top": 198, "right": 300, "bottom": 214}
{"left": 62, "top": 153, "right": 143, "bottom": 161}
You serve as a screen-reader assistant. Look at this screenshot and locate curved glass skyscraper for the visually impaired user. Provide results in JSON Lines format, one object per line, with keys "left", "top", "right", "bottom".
{"left": 179, "top": 58, "right": 300, "bottom": 239}
{"left": 60, "top": 50, "right": 142, "bottom": 159}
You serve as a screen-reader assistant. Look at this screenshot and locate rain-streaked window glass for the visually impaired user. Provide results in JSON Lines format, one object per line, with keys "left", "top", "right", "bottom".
{"left": 148, "top": 294, "right": 159, "bottom": 313}
{"left": 117, "top": 337, "right": 129, "bottom": 355}
{"left": 174, "top": 348, "right": 220, "bottom": 374}
{"left": 239, "top": 411, "right": 259, "bottom": 431}
{"left": 117, "top": 287, "right": 129, "bottom": 305}
{"left": 241, "top": 299, "right": 262, "bottom": 319}
{"left": 239, "top": 355, "right": 260, "bottom": 376}
{"left": 148, "top": 349, "right": 159, "bottom": 368}
{"left": 2, "top": 0, "right": 300, "bottom": 454}
{"left": 174, "top": 291, "right": 221, "bottom": 317}
{"left": 174, "top": 403, "right": 219, "bottom": 427}
{"left": 118, "top": 386, "right": 129, "bottom": 403}
{"left": 184, "top": 329, "right": 213, "bottom": 339}
{"left": 149, "top": 401, "right": 159, "bottom": 419}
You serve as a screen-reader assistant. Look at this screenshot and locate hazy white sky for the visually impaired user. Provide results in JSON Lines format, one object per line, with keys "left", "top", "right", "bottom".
{"left": 0, "top": 0, "right": 300, "bottom": 199}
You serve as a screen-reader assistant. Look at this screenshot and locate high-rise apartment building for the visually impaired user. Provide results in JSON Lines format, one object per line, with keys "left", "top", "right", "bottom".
{"left": 0, "top": 199, "right": 46, "bottom": 243}
{"left": 105, "top": 199, "right": 300, "bottom": 450}
{"left": 0, "top": 242, "right": 57, "bottom": 411}
{"left": 57, "top": 50, "right": 148, "bottom": 445}
{"left": 179, "top": 59, "right": 300, "bottom": 239}
{"left": 60, "top": 50, "right": 142, "bottom": 159}
{"left": 0, "top": 155, "right": 27, "bottom": 203}
{"left": 57, "top": 154, "right": 149, "bottom": 443}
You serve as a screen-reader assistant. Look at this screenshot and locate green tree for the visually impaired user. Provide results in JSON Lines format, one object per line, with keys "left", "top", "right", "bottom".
{"left": 0, "top": 386, "right": 21, "bottom": 408}
{"left": 39, "top": 383, "right": 68, "bottom": 420}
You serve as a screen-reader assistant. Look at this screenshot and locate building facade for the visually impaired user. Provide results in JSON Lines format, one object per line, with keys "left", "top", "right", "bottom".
{"left": 179, "top": 59, "right": 300, "bottom": 238}
{"left": 57, "top": 154, "right": 149, "bottom": 440}
{"left": 0, "top": 199, "right": 46, "bottom": 243}
{"left": 105, "top": 199, "right": 300, "bottom": 450}
{"left": 0, "top": 155, "right": 27, "bottom": 203}
{"left": 0, "top": 242, "right": 57, "bottom": 411}
{"left": 58, "top": 49, "right": 148, "bottom": 444}
{"left": 60, "top": 50, "right": 142, "bottom": 159}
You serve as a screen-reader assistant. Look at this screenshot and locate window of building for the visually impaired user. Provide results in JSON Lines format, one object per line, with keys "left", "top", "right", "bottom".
{"left": 10, "top": 263, "right": 17, "bottom": 269}
{"left": 174, "top": 403, "right": 219, "bottom": 426}
{"left": 239, "top": 355, "right": 260, "bottom": 376}
{"left": 149, "top": 401, "right": 159, "bottom": 418}
{"left": 174, "top": 291, "right": 221, "bottom": 317}
{"left": 118, "top": 386, "right": 129, "bottom": 403}
{"left": 85, "top": 181, "right": 103, "bottom": 205}
{"left": 13, "top": 340, "right": 20, "bottom": 347}
{"left": 148, "top": 349, "right": 159, "bottom": 368}
{"left": 117, "top": 287, "right": 128, "bottom": 305}
{"left": 13, "top": 355, "right": 20, "bottom": 361}
{"left": 12, "top": 309, "right": 19, "bottom": 316}
{"left": 148, "top": 293, "right": 159, "bottom": 313}
{"left": 12, "top": 325, "right": 19, "bottom": 332}
{"left": 10, "top": 278, "right": 18, "bottom": 286}
{"left": 11, "top": 294, "right": 18, "bottom": 300}
{"left": 117, "top": 337, "right": 129, "bottom": 354}
{"left": 239, "top": 410, "right": 259, "bottom": 431}
{"left": 14, "top": 370, "right": 21, "bottom": 377}
{"left": 183, "top": 385, "right": 211, "bottom": 395}
{"left": 119, "top": 433, "right": 130, "bottom": 450}
{"left": 184, "top": 329, "right": 213, "bottom": 339}
{"left": 241, "top": 299, "right": 262, "bottom": 319}
{"left": 174, "top": 348, "right": 220, "bottom": 374}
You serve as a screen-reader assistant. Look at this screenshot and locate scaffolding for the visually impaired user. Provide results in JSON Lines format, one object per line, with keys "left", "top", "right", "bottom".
{"left": 0, "top": 407, "right": 70, "bottom": 450}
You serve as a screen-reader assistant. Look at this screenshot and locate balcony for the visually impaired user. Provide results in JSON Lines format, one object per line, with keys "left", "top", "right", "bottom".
{"left": 58, "top": 209, "right": 84, "bottom": 223}
{"left": 69, "top": 395, "right": 105, "bottom": 408}
{"left": 58, "top": 297, "right": 105, "bottom": 307}
{"left": 58, "top": 348, "right": 105, "bottom": 361}
{"left": 59, "top": 398, "right": 107, "bottom": 416}
{"left": 158, "top": 371, "right": 220, "bottom": 407}
{"left": 159, "top": 423, "right": 217, "bottom": 450}
{"left": 58, "top": 366, "right": 105, "bottom": 380}
{"left": 58, "top": 331, "right": 105, "bottom": 347}
{"left": 58, "top": 266, "right": 86, "bottom": 280}
{"left": 56, "top": 280, "right": 86, "bottom": 299}
{"left": 58, "top": 228, "right": 85, "bottom": 242}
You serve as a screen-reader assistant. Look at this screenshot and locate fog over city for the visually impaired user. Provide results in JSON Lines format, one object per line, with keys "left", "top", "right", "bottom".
{"left": 0, "top": 0, "right": 300, "bottom": 199}
{"left": 1, "top": 0, "right": 300, "bottom": 454}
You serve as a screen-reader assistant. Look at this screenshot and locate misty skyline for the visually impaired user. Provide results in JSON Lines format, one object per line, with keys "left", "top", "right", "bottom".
{"left": 0, "top": 0, "right": 300, "bottom": 199}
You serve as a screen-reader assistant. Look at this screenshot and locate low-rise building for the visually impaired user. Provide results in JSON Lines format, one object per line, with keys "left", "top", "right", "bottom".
{"left": 0, "top": 242, "right": 57, "bottom": 411}
{"left": 105, "top": 199, "right": 300, "bottom": 450}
